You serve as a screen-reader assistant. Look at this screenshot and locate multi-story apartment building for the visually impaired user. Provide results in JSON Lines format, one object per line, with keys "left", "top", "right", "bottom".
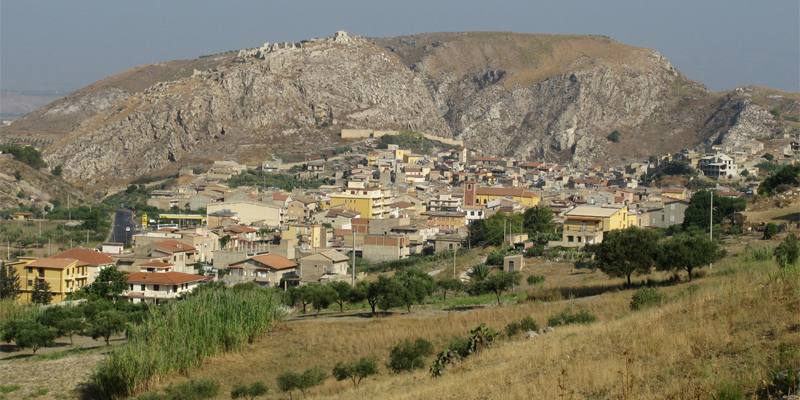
{"left": 558, "top": 204, "right": 636, "bottom": 247}
{"left": 125, "top": 271, "right": 206, "bottom": 304}
{"left": 12, "top": 257, "right": 90, "bottom": 303}
{"left": 329, "top": 181, "right": 393, "bottom": 219}
{"left": 698, "top": 153, "right": 738, "bottom": 179}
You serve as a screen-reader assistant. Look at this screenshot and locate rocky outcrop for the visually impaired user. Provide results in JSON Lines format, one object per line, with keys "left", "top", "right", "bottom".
{"left": 45, "top": 33, "right": 448, "bottom": 183}
{"left": 0, "top": 31, "right": 792, "bottom": 187}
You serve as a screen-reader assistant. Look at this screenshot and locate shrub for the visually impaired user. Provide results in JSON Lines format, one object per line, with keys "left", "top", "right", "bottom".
{"left": 607, "top": 130, "right": 621, "bottom": 143}
{"left": 332, "top": 358, "right": 378, "bottom": 387}
{"left": 430, "top": 324, "right": 498, "bottom": 377}
{"left": 505, "top": 316, "right": 539, "bottom": 337}
{"left": 388, "top": 338, "right": 434, "bottom": 373}
{"left": 712, "top": 383, "right": 745, "bottom": 400}
{"left": 763, "top": 223, "right": 779, "bottom": 240}
{"left": 277, "top": 367, "right": 326, "bottom": 398}
{"left": 525, "top": 288, "right": 563, "bottom": 303}
{"left": 524, "top": 245, "right": 544, "bottom": 257}
{"left": 486, "top": 248, "right": 511, "bottom": 266}
{"left": 230, "top": 381, "right": 268, "bottom": 400}
{"left": 630, "top": 287, "right": 665, "bottom": 311}
{"left": 526, "top": 275, "right": 545, "bottom": 285}
{"left": 775, "top": 234, "right": 800, "bottom": 268}
{"left": 743, "top": 245, "right": 773, "bottom": 262}
{"left": 547, "top": 308, "right": 597, "bottom": 327}
{"left": 162, "top": 379, "right": 219, "bottom": 400}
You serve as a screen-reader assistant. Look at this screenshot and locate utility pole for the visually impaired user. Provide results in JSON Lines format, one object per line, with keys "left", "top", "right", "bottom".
{"left": 68, "top": 194, "right": 71, "bottom": 221}
{"left": 452, "top": 248, "right": 456, "bottom": 278}
{"left": 709, "top": 190, "right": 714, "bottom": 270}
{"left": 351, "top": 228, "right": 356, "bottom": 286}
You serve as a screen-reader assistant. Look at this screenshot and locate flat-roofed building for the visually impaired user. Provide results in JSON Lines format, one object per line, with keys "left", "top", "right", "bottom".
{"left": 558, "top": 204, "right": 633, "bottom": 247}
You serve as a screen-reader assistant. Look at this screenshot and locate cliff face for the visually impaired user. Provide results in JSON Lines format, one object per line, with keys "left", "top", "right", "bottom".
{"left": 0, "top": 31, "right": 793, "bottom": 188}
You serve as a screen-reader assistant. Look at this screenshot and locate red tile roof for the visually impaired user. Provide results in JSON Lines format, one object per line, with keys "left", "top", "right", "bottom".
{"left": 475, "top": 187, "right": 538, "bottom": 198}
{"left": 152, "top": 240, "right": 196, "bottom": 254}
{"left": 28, "top": 258, "right": 79, "bottom": 269}
{"left": 233, "top": 253, "right": 297, "bottom": 270}
{"left": 52, "top": 248, "right": 114, "bottom": 266}
{"left": 127, "top": 272, "right": 206, "bottom": 285}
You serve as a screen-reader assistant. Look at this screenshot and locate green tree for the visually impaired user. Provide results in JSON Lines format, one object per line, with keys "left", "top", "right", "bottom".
{"left": 14, "top": 322, "right": 56, "bottom": 353}
{"left": 522, "top": 206, "right": 557, "bottom": 243}
{"left": 759, "top": 164, "right": 800, "bottom": 195}
{"left": 86, "top": 266, "right": 128, "bottom": 301}
{"left": 387, "top": 338, "right": 434, "bottom": 373}
{"left": 0, "top": 263, "right": 21, "bottom": 300}
{"left": 589, "top": 227, "right": 660, "bottom": 286}
{"left": 774, "top": 233, "right": 800, "bottom": 268}
{"left": 436, "top": 277, "right": 464, "bottom": 300}
{"left": 656, "top": 233, "right": 720, "bottom": 281}
{"left": 307, "top": 284, "right": 337, "bottom": 315}
{"left": 230, "top": 381, "right": 268, "bottom": 400}
{"left": 375, "top": 276, "right": 405, "bottom": 312}
{"left": 285, "top": 286, "right": 311, "bottom": 314}
{"left": 31, "top": 279, "right": 53, "bottom": 305}
{"left": 683, "top": 190, "right": 746, "bottom": 230}
{"left": 332, "top": 357, "right": 378, "bottom": 387}
{"left": 276, "top": 368, "right": 325, "bottom": 400}
{"left": 39, "top": 306, "right": 85, "bottom": 344}
{"left": 87, "top": 310, "right": 127, "bottom": 345}
{"left": 327, "top": 281, "right": 353, "bottom": 313}
{"left": 470, "top": 271, "right": 521, "bottom": 305}
{"left": 469, "top": 212, "right": 523, "bottom": 246}
{"left": 394, "top": 269, "right": 436, "bottom": 312}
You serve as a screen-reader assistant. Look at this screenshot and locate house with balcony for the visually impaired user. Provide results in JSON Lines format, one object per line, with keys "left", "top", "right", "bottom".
{"left": 226, "top": 253, "right": 299, "bottom": 288}
{"left": 125, "top": 272, "right": 206, "bottom": 304}
{"left": 555, "top": 204, "right": 633, "bottom": 247}
{"left": 698, "top": 153, "right": 738, "bottom": 179}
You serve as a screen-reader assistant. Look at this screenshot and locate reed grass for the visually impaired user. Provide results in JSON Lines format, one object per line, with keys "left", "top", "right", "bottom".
{"left": 83, "top": 286, "right": 284, "bottom": 399}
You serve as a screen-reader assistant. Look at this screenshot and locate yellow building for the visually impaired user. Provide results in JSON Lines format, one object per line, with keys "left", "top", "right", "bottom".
{"left": 403, "top": 153, "right": 423, "bottom": 164}
{"left": 464, "top": 184, "right": 541, "bottom": 208}
{"left": 329, "top": 182, "right": 392, "bottom": 219}
{"left": 285, "top": 223, "right": 326, "bottom": 250}
{"left": 12, "top": 257, "right": 90, "bottom": 303}
{"left": 560, "top": 204, "right": 632, "bottom": 247}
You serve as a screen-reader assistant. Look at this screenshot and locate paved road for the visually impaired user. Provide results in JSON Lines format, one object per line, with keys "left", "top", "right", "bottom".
{"left": 110, "top": 209, "right": 136, "bottom": 246}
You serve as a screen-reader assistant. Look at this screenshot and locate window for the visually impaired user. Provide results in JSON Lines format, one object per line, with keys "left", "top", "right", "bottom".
{"left": 568, "top": 235, "right": 574, "bottom": 242}
{"left": 577, "top": 236, "right": 583, "bottom": 242}
{"left": 140, "top": 284, "right": 145, "bottom": 291}
{"left": 27, "top": 280, "right": 33, "bottom": 286}
{"left": 154, "top": 285, "right": 160, "bottom": 291}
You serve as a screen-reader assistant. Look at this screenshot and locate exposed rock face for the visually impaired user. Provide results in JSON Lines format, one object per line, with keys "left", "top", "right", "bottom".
{"left": 0, "top": 31, "right": 793, "bottom": 188}
{"left": 45, "top": 33, "right": 447, "bottom": 183}
{"left": 705, "top": 89, "right": 783, "bottom": 150}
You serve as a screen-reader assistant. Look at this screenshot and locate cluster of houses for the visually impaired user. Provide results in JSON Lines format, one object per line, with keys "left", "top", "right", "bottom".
{"left": 7, "top": 131, "right": 768, "bottom": 305}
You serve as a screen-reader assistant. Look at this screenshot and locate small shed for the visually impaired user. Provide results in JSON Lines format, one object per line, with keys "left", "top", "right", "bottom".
{"left": 503, "top": 254, "right": 524, "bottom": 272}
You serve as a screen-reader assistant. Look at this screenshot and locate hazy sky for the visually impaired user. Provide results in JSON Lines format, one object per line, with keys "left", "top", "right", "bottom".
{"left": 1, "top": 0, "right": 798, "bottom": 93}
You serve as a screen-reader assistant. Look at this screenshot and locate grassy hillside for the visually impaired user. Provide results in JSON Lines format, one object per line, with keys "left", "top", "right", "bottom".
{"left": 129, "top": 251, "right": 796, "bottom": 400}
{"left": 1, "top": 238, "right": 798, "bottom": 399}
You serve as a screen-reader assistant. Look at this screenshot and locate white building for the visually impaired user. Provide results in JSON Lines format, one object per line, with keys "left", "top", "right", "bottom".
{"left": 125, "top": 272, "right": 206, "bottom": 304}
{"left": 698, "top": 153, "right": 738, "bottom": 179}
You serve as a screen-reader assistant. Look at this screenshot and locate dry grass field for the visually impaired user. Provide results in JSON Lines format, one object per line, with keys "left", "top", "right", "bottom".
{"left": 141, "top": 249, "right": 799, "bottom": 400}
{"left": 1, "top": 241, "right": 798, "bottom": 400}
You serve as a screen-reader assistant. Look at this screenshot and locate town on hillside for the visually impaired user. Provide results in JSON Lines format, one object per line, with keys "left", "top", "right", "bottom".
{"left": 2, "top": 129, "right": 797, "bottom": 305}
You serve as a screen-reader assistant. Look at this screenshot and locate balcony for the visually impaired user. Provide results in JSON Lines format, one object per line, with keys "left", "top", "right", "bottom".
{"left": 563, "top": 224, "right": 601, "bottom": 233}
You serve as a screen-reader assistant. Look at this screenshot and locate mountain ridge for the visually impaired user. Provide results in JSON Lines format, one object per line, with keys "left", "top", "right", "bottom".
{"left": 0, "top": 31, "right": 796, "bottom": 189}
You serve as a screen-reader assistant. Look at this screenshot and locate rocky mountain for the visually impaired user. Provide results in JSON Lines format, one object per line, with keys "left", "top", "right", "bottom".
{"left": 0, "top": 156, "right": 87, "bottom": 210}
{"left": 0, "top": 31, "right": 796, "bottom": 189}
